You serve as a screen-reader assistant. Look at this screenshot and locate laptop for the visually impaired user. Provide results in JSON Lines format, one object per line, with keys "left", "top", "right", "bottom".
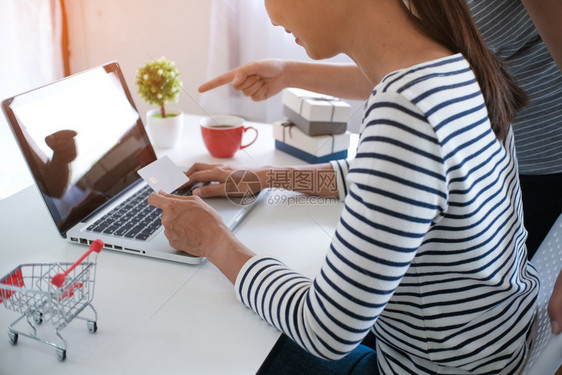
{"left": 2, "top": 61, "right": 261, "bottom": 265}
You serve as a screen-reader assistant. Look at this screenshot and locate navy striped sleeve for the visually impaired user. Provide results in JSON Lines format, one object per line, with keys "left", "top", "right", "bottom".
{"left": 234, "top": 54, "right": 538, "bottom": 373}
{"left": 330, "top": 159, "right": 349, "bottom": 201}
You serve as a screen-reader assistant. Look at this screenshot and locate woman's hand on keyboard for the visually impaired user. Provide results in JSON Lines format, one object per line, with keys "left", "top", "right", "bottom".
{"left": 184, "top": 163, "right": 263, "bottom": 199}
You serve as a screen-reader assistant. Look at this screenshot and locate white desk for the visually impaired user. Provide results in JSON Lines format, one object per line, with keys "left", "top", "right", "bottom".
{"left": 0, "top": 115, "right": 354, "bottom": 374}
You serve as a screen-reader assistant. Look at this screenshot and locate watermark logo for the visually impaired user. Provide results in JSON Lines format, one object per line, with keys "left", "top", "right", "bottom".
{"left": 224, "top": 169, "right": 340, "bottom": 207}
{"left": 266, "top": 192, "right": 339, "bottom": 207}
{"left": 224, "top": 170, "right": 262, "bottom": 206}
{"left": 265, "top": 169, "right": 337, "bottom": 194}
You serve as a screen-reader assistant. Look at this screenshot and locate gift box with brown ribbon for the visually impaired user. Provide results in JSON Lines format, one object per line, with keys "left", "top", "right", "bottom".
{"left": 282, "top": 88, "right": 351, "bottom": 136}
{"left": 273, "top": 121, "right": 350, "bottom": 164}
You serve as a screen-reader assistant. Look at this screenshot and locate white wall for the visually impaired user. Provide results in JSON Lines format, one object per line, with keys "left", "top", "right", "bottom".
{"left": 65, "top": 0, "right": 213, "bottom": 121}
{"left": 0, "top": 0, "right": 213, "bottom": 199}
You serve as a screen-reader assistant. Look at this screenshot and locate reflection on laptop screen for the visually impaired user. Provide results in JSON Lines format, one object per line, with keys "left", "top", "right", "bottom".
{"left": 3, "top": 63, "right": 156, "bottom": 235}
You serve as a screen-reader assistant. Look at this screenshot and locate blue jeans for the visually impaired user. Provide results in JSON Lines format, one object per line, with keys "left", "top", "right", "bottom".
{"left": 257, "top": 334, "right": 379, "bottom": 375}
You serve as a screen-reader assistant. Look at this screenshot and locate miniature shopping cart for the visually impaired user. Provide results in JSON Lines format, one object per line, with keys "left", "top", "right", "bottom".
{"left": 0, "top": 240, "right": 103, "bottom": 361}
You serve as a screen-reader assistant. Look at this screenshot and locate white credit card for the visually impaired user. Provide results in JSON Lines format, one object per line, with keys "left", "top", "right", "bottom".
{"left": 137, "top": 155, "right": 189, "bottom": 194}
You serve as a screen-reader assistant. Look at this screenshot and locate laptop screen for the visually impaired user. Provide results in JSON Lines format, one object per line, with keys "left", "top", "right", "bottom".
{"left": 2, "top": 62, "right": 157, "bottom": 236}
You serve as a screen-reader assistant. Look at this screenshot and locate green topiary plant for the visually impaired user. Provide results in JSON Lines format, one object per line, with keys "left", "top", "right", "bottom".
{"left": 135, "top": 56, "right": 182, "bottom": 118}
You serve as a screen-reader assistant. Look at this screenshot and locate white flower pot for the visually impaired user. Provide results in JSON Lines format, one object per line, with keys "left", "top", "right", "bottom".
{"left": 146, "top": 108, "right": 184, "bottom": 149}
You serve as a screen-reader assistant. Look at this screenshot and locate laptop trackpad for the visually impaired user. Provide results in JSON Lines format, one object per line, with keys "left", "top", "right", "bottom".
{"left": 205, "top": 197, "right": 252, "bottom": 229}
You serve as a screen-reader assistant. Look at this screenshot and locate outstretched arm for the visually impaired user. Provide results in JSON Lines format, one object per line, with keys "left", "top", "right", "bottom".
{"left": 199, "top": 59, "right": 372, "bottom": 101}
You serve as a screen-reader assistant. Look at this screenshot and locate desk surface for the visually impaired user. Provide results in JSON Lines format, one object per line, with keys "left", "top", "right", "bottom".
{"left": 0, "top": 115, "right": 354, "bottom": 374}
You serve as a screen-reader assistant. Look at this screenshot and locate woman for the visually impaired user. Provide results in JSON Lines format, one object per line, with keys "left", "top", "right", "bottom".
{"left": 198, "top": 0, "right": 562, "bottom": 261}
{"left": 148, "top": 0, "right": 539, "bottom": 373}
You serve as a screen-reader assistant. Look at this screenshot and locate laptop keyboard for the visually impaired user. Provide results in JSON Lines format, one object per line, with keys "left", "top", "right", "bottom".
{"left": 86, "top": 184, "right": 196, "bottom": 241}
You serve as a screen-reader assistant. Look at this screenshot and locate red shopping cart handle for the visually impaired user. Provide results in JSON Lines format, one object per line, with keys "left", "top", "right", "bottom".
{"left": 51, "top": 239, "right": 103, "bottom": 288}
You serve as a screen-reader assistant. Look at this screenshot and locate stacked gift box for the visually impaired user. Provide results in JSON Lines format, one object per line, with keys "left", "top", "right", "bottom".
{"left": 274, "top": 88, "right": 352, "bottom": 164}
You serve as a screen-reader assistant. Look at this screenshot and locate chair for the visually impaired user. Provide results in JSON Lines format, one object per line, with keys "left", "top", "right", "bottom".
{"left": 521, "top": 213, "right": 562, "bottom": 375}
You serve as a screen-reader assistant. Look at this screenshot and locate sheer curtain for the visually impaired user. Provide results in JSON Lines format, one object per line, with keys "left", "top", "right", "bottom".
{"left": 0, "top": 0, "right": 64, "bottom": 199}
{"left": 200, "top": 0, "right": 364, "bottom": 132}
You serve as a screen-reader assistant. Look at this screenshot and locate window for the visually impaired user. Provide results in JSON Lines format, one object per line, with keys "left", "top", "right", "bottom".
{"left": 0, "top": 0, "right": 64, "bottom": 199}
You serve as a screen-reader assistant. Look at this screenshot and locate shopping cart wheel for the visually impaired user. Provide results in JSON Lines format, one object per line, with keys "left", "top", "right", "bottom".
{"left": 56, "top": 348, "right": 66, "bottom": 361}
{"left": 33, "top": 312, "right": 43, "bottom": 325}
{"left": 8, "top": 331, "right": 18, "bottom": 345}
{"left": 87, "top": 321, "right": 98, "bottom": 333}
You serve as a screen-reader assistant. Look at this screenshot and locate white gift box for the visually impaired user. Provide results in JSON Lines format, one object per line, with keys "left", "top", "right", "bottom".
{"left": 282, "top": 88, "right": 351, "bottom": 135}
{"left": 273, "top": 121, "right": 350, "bottom": 163}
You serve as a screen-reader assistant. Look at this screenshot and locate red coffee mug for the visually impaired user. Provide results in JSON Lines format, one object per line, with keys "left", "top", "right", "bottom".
{"left": 200, "top": 115, "right": 258, "bottom": 158}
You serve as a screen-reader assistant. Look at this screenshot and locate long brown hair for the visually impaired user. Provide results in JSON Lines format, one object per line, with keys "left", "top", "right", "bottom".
{"left": 407, "top": 0, "right": 528, "bottom": 141}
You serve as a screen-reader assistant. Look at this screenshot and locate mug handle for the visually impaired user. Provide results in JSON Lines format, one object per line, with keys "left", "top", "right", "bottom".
{"left": 240, "top": 126, "right": 258, "bottom": 150}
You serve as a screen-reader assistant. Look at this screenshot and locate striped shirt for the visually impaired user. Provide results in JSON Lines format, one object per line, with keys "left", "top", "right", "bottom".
{"left": 235, "top": 55, "right": 539, "bottom": 374}
{"left": 467, "top": 0, "right": 562, "bottom": 175}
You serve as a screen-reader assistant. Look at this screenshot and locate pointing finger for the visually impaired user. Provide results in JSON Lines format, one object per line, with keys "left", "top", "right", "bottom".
{"left": 198, "top": 70, "right": 238, "bottom": 93}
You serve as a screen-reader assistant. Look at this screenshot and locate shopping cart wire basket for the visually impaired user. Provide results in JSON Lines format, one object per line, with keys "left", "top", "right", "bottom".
{"left": 0, "top": 240, "right": 103, "bottom": 361}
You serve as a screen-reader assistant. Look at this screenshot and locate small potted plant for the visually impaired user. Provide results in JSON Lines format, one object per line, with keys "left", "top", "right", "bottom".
{"left": 136, "top": 56, "right": 184, "bottom": 148}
